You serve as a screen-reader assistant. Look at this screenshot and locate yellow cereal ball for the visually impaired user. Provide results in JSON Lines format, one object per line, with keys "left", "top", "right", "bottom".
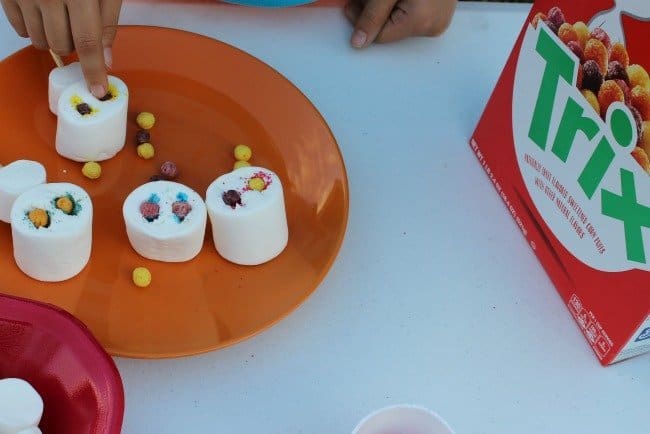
{"left": 55, "top": 196, "right": 74, "bottom": 214}
{"left": 233, "top": 160, "right": 251, "bottom": 170}
{"left": 581, "top": 89, "right": 600, "bottom": 115}
{"left": 82, "top": 161, "right": 101, "bottom": 179}
{"left": 640, "top": 121, "right": 650, "bottom": 154}
{"left": 248, "top": 177, "right": 265, "bottom": 191}
{"left": 132, "top": 267, "right": 152, "bottom": 288}
{"left": 234, "top": 144, "right": 252, "bottom": 161}
{"left": 28, "top": 208, "right": 49, "bottom": 228}
{"left": 137, "top": 143, "right": 155, "bottom": 160}
{"left": 627, "top": 64, "right": 650, "bottom": 91}
{"left": 136, "top": 112, "right": 156, "bottom": 129}
{"left": 573, "top": 22, "right": 590, "bottom": 49}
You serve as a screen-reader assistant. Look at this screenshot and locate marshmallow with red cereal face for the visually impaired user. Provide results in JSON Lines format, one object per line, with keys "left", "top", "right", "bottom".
{"left": 55, "top": 75, "right": 128, "bottom": 162}
{"left": 205, "top": 166, "right": 288, "bottom": 266}
{"left": 0, "top": 160, "right": 46, "bottom": 223}
{"left": 48, "top": 62, "right": 83, "bottom": 115}
{"left": 122, "top": 181, "right": 207, "bottom": 262}
{"left": 10, "top": 183, "right": 93, "bottom": 282}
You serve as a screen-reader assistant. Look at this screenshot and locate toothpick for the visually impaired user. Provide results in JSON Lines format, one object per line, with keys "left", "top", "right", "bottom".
{"left": 49, "top": 50, "right": 64, "bottom": 68}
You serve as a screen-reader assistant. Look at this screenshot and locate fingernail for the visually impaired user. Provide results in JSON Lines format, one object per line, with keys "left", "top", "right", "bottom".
{"left": 91, "top": 84, "right": 106, "bottom": 98}
{"left": 351, "top": 30, "right": 367, "bottom": 48}
{"left": 104, "top": 47, "right": 113, "bottom": 69}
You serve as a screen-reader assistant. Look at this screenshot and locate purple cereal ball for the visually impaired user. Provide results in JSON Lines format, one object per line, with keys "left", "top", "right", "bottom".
{"left": 544, "top": 19, "right": 559, "bottom": 35}
{"left": 160, "top": 161, "right": 178, "bottom": 179}
{"left": 172, "top": 201, "right": 192, "bottom": 220}
{"left": 628, "top": 105, "right": 643, "bottom": 139}
{"left": 616, "top": 79, "right": 631, "bottom": 104}
{"left": 136, "top": 129, "right": 150, "bottom": 145}
{"left": 547, "top": 6, "right": 566, "bottom": 29}
{"left": 606, "top": 61, "right": 629, "bottom": 82}
{"left": 582, "top": 60, "right": 604, "bottom": 94}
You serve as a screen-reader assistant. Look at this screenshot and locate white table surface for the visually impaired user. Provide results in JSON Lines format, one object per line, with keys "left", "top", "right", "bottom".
{"left": 1, "top": 2, "right": 648, "bottom": 433}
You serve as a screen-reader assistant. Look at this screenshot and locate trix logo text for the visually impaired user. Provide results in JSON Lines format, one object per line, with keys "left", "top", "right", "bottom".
{"left": 528, "top": 26, "right": 650, "bottom": 264}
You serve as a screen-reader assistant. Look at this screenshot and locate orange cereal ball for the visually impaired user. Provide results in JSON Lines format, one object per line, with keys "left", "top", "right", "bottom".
{"left": 584, "top": 38, "right": 608, "bottom": 75}
{"left": 631, "top": 147, "right": 650, "bottom": 174}
{"left": 55, "top": 196, "right": 74, "bottom": 214}
{"left": 531, "top": 12, "right": 547, "bottom": 29}
{"left": 581, "top": 89, "right": 600, "bottom": 115}
{"left": 558, "top": 23, "right": 578, "bottom": 44}
{"left": 631, "top": 85, "right": 650, "bottom": 120}
{"left": 598, "top": 80, "right": 624, "bottom": 117}
{"left": 609, "top": 42, "right": 629, "bottom": 69}
{"left": 573, "top": 21, "right": 590, "bottom": 48}
{"left": 28, "top": 208, "right": 49, "bottom": 228}
{"left": 639, "top": 121, "right": 650, "bottom": 153}
{"left": 627, "top": 64, "right": 650, "bottom": 90}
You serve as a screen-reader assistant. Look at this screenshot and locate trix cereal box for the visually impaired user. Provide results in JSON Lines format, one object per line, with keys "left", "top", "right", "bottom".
{"left": 471, "top": 0, "right": 650, "bottom": 365}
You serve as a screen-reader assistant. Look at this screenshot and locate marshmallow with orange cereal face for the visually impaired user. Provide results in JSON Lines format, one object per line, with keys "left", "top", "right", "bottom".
{"left": 55, "top": 76, "right": 128, "bottom": 162}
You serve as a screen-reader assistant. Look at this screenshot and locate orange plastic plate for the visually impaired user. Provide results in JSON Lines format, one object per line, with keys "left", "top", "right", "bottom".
{"left": 0, "top": 26, "right": 348, "bottom": 358}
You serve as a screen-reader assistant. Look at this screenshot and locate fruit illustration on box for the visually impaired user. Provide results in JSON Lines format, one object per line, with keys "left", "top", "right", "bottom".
{"left": 531, "top": 3, "right": 650, "bottom": 173}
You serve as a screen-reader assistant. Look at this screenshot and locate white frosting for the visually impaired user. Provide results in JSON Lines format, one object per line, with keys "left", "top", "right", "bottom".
{"left": 55, "top": 75, "right": 128, "bottom": 162}
{"left": 10, "top": 183, "right": 93, "bottom": 282}
{"left": 47, "top": 62, "right": 83, "bottom": 115}
{"left": 0, "top": 160, "right": 46, "bottom": 223}
{"left": 123, "top": 181, "right": 207, "bottom": 262}
{"left": 0, "top": 378, "right": 43, "bottom": 434}
{"left": 205, "top": 166, "right": 288, "bottom": 265}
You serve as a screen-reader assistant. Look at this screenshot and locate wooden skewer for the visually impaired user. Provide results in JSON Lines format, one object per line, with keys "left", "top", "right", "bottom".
{"left": 49, "top": 49, "right": 64, "bottom": 68}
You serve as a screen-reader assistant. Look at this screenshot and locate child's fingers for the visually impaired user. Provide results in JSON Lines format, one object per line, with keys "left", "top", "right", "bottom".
{"left": 20, "top": 1, "right": 48, "bottom": 49}
{"left": 375, "top": 1, "right": 412, "bottom": 44}
{"left": 1, "top": 0, "right": 28, "bottom": 37}
{"left": 42, "top": 1, "right": 73, "bottom": 55}
{"left": 352, "top": 0, "right": 396, "bottom": 48}
{"left": 67, "top": 0, "right": 108, "bottom": 98}
{"left": 343, "top": 0, "right": 362, "bottom": 24}
{"left": 100, "top": 0, "right": 122, "bottom": 68}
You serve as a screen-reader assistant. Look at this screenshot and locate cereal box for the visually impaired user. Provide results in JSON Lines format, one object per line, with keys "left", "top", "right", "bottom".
{"left": 471, "top": 0, "right": 650, "bottom": 365}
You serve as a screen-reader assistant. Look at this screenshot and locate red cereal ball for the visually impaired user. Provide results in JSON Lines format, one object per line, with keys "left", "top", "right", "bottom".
{"left": 160, "top": 161, "right": 178, "bottom": 179}
{"left": 547, "top": 6, "right": 565, "bottom": 29}
{"left": 172, "top": 201, "right": 192, "bottom": 220}
{"left": 544, "top": 19, "right": 559, "bottom": 35}
{"left": 606, "top": 61, "right": 629, "bottom": 82}
{"left": 610, "top": 42, "right": 630, "bottom": 69}
{"left": 598, "top": 80, "right": 624, "bottom": 117}
{"left": 140, "top": 201, "right": 160, "bottom": 222}
{"left": 566, "top": 41, "right": 584, "bottom": 62}
{"left": 558, "top": 23, "right": 578, "bottom": 44}
{"left": 582, "top": 60, "right": 604, "bottom": 94}
{"left": 631, "top": 85, "right": 650, "bottom": 120}
{"left": 576, "top": 63, "right": 584, "bottom": 89}
{"left": 631, "top": 147, "right": 650, "bottom": 174}
{"left": 584, "top": 38, "right": 609, "bottom": 76}
{"left": 590, "top": 27, "right": 612, "bottom": 52}
{"left": 616, "top": 79, "right": 632, "bottom": 104}
{"left": 531, "top": 12, "right": 547, "bottom": 29}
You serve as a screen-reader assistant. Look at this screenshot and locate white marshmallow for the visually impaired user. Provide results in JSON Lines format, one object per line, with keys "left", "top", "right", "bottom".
{"left": 55, "top": 76, "right": 128, "bottom": 162}
{"left": 205, "top": 166, "right": 288, "bottom": 265}
{"left": 11, "top": 183, "right": 93, "bottom": 282}
{"left": 123, "top": 181, "right": 207, "bottom": 262}
{"left": 48, "top": 62, "right": 83, "bottom": 115}
{"left": 0, "top": 378, "right": 43, "bottom": 434}
{"left": 0, "top": 160, "right": 46, "bottom": 223}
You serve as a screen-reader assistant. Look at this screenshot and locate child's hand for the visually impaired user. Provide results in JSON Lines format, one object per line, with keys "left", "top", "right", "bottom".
{"left": 344, "top": 0, "right": 457, "bottom": 48}
{"left": 0, "top": 0, "right": 122, "bottom": 97}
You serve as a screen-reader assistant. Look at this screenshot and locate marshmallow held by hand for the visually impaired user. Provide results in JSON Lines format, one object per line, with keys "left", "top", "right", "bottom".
{"left": 123, "top": 181, "right": 207, "bottom": 262}
{"left": 56, "top": 76, "right": 128, "bottom": 162}
{"left": 206, "top": 166, "right": 288, "bottom": 266}
{"left": 11, "top": 182, "right": 93, "bottom": 282}
{"left": 48, "top": 62, "right": 83, "bottom": 115}
{"left": 0, "top": 160, "right": 46, "bottom": 223}
{"left": 0, "top": 378, "right": 43, "bottom": 434}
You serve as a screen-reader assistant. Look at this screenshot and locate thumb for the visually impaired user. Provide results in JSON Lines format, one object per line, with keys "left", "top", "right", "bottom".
{"left": 351, "top": 0, "right": 397, "bottom": 48}
{"left": 375, "top": 3, "right": 413, "bottom": 44}
{"left": 100, "top": 0, "right": 122, "bottom": 68}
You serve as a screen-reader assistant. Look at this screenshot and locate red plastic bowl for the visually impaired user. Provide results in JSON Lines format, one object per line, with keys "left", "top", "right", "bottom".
{"left": 0, "top": 294, "right": 124, "bottom": 434}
